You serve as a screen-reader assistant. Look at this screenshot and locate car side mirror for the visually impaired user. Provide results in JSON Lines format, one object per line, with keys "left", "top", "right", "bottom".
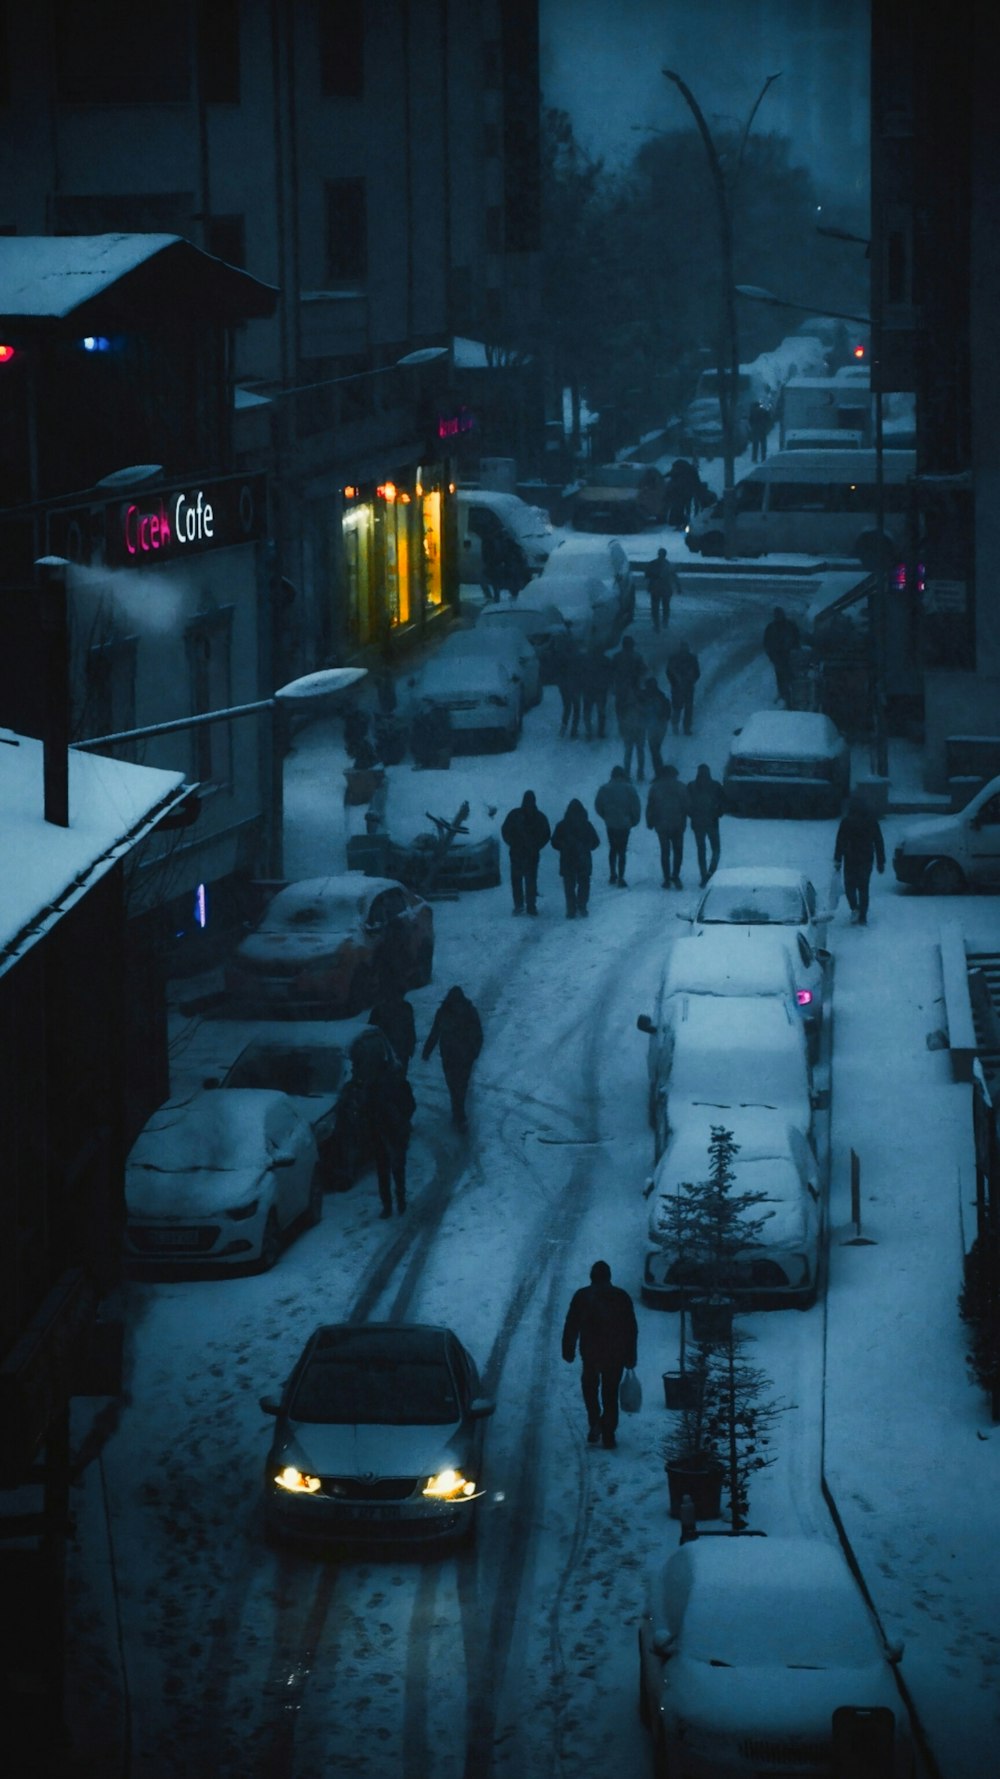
{"left": 272, "top": 1150, "right": 297, "bottom": 1169}
{"left": 202, "top": 1075, "right": 221, "bottom": 1089}
{"left": 469, "top": 1397, "right": 496, "bottom": 1419}
{"left": 651, "top": 1628, "right": 675, "bottom": 1660}
{"left": 637, "top": 1014, "right": 656, "bottom": 1035}
{"left": 816, "top": 946, "right": 832, "bottom": 965}
{"left": 259, "top": 1395, "right": 281, "bottom": 1415}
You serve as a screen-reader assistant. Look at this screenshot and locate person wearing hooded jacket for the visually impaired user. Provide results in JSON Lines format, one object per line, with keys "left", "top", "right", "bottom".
{"left": 833, "top": 796, "right": 886, "bottom": 926}
{"left": 500, "top": 789, "right": 551, "bottom": 916}
{"left": 686, "top": 763, "right": 727, "bottom": 886}
{"left": 646, "top": 763, "right": 689, "bottom": 888}
{"left": 551, "top": 797, "right": 600, "bottom": 919}
{"left": 422, "top": 986, "right": 484, "bottom": 1130}
{"left": 594, "top": 765, "right": 641, "bottom": 887}
{"left": 561, "top": 1260, "right": 639, "bottom": 1449}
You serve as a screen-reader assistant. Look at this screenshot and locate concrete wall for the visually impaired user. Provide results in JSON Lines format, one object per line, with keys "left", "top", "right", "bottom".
{"left": 923, "top": 670, "right": 1000, "bottom": 790}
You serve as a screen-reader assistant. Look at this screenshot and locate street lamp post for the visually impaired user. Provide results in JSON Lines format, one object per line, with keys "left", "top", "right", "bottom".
{"left": 662, "top": 69, "right": 781, "bottom": 557}
{"left": 734, "top": 285, "right": 888, "bottom": 779}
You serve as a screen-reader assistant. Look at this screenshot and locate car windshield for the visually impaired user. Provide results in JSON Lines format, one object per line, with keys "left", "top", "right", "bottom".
{"left": 698, "top": 884, "right": 805, "bottom": 925}
{"left": 683, "top": 1582, "right": 873, "bottom": 1669}
{"left": 289, "top": 1330, "right": 460, "bottom": 1425}
{"left": 226, "top": 1045, "right": 346, "bottom": 1096}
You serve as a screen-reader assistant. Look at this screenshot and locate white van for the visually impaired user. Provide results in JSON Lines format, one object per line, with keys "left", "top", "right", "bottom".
{"left": 893, "top": 775, "right": 1000, "bottom": 894}
{"left": 685, "top": 447, "right": 915, "bottom": 565}
{"left": 456, "top": 489, "right": 553, "bottom": 585}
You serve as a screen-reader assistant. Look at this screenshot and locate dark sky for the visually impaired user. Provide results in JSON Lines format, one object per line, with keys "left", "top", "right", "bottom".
{"left": 540, "top": 0, "right": 870, "bottom": 214}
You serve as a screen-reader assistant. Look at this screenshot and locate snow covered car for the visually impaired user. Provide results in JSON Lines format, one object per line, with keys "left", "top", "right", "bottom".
{"left": 261, "top": 1322, "right": 496, "bottom": 1547}
{"left": 436, "top": 623, "right": 542, "bottom": 709}
{"left": 410, "top": 652, "right": 520, "bottom": 751}
{"left": 347, "top": 770, "right": 502, "bottom": 892}
{"left": 476, "top": 595, "right": 568, "bottom": 683}
{"left": 125, "top": 1089, "right": 321, "bottom": 1271}
{"left": 667, "top": 917, "right": 824, "bottom": 1057}
{"left": 679, "top": 865, "right": 830, "bottom": 1043}
{"left": 636, "top": 991, "right": 815, "bottom": 1159}
{"left": 548, "top": 574, "right": 624, "bottom": 651}
{"left": 638, "top": 1537, "right": 912, "bottom": 1779}
{"left": 642, "top": 1111, "right": 822, "bottom": 1309}
{"left": 208, "top": 1018, "right": 380, "bottom": 1186}
{"left": 225, "top": 875, "right": 434, "bottom": 1016}
{"left": 571, "top": 461, "right": 669, "bottom": 531}
{"left": 892, "top": 774, "right": 1000, "bottom": 894}
{"left": 724, "top": 709, "right": 850, "bottom": 816}
{"left": 542, "top": 533, "right": 636, "bottom": 627}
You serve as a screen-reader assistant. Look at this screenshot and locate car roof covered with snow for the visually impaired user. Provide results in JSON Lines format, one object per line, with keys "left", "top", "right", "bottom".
{"left": 418, "top": 653, "right": 513, "bottom": 693}
{"left": 127, "top": 1088, "right": 300, "bottom": 1174}
{"left": 440, "top": 627, "right": 536, "bottom": 664}
{"left": 662, "top": 929, "right": 798, "bottom": 1000}
{"left": 456, "top": 487, "right": 552, "bottom": 540}
{"left": 666, "top": 995, "right": 810, "bottom": 1122}
{"left": 256, "top": 876, "right": 408, "bottom": 933}
{"left": 542, "top": 534, "right": 629, "bottom": 575}
{"left": 381, "top": 771, "right": 500, "bottom": 847}
{"left": 729, "top": 710, "right": 843, "bottom": 760}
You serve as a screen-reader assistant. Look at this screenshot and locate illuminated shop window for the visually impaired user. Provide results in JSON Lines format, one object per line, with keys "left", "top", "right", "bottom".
{"left": 342, "top": 500, "right": 374, "bottom": 646}
{"left": 421, "top": 489, "right": 442, "bottom": 607}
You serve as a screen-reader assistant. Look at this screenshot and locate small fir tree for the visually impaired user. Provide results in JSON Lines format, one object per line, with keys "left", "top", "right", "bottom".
{"left": 656, "top": 1125, "right": 771, "bottom": 1372}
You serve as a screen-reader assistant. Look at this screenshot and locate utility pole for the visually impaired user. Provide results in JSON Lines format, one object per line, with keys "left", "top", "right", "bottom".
{"left": 662, "top": 70, "right": 781, "bottom": 558}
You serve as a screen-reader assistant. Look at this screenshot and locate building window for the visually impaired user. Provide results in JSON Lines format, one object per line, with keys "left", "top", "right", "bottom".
{"left": 319, "top": 2, "right": 365, "bottom": 97}
{"left": 198, "top": 0, "right": 240, "bottom": 104}
{"left": 206, "top": 214, "right": 246, "bottom": 268}
{"left": 83, "top": 636, "right": 138, "bottom": 752}
{"left": 325, "top": 179, "right": 367, "bottom": 284}
{"left": 185, "top": 607, "right": 234, "bottom": 788}
{"left": 54, "top": 0, "right": 190, "bottom": 104}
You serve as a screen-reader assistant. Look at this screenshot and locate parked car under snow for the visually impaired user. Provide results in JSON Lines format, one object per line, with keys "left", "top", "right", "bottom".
{"left": 724, "top": 709, "right": 850, "bottom": 816}
{"left": 662, "top": 923, "right": 823, "bottom": 1058}
{"left": 642, "top": 1110, "right": 822, "bottom": 1309}
{"left": 347, "top": 770, "right": 501, "bottom": 892}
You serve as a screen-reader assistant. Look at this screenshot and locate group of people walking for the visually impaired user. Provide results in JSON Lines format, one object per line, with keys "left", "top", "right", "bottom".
{"left": 555, "top": 628, "right": 703, "bottom": 780}
{"left": 501, "top": 761, "right": 727, "bottom": 916}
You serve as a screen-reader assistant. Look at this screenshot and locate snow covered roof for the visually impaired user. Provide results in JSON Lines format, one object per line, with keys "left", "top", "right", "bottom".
{"left": 0, "top": 234, "right": 277, "bottom": 337}
{"left": 0, "top": 733, "right": 186, "bottom": 974}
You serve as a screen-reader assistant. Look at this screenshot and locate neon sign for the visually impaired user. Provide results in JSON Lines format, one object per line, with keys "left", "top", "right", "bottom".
{"left": 437, "top": 406, "right": 475, "bottom": 439}
{"left": 123, "top": 488, "right": 217, "bottom": 557}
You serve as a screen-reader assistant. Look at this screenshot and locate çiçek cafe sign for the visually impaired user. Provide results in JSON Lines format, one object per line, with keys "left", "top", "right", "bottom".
{"left": 100, "top": 473, "right": 266, "bottom": 568}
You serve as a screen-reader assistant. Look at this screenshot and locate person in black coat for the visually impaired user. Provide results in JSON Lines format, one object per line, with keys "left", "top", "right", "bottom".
{"left": 422, "top": 986, "right": 483, "bottom": 1131}
{"left": 368, "top": 990, "right": 417, "bottom": 1073}
{"left": 580, "top": 643, "right": 613, "bottom": 740}
{"left": 367, "top": 1061, "right": 416, "bottom": 1217}
{"left": 666, "top": 639, "right": 701, "bottom": 736}
{"left": 687, "top": 763, "right": 727, "bottom": 886}
{"left": 646, "top": 547, "right": 678, "bottom": 633}
{"left": 500, "top": 789, "right": 551, "bottom": 916}
{"left": 763, "top": 607, "right": 801, "bottom": 707}
{"left": 550, "top": 797, "right": 600, "bottom": 919}
{"left": 833, "top": 796, "right": 886, "bottom": 926}
{"left": 562, "top": 1260, "right": 639, "bottom": 1449}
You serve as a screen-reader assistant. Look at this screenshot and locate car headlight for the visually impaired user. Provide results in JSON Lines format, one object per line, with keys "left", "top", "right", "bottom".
{"left": 422, "top": 1467, "right": 479, "bottom": 1500}
{"left": 274, "top": 1465, "right": 321, "bottom": 1495}
{"left": 228, "top": 1198, "right": 260, "bottom": 1221}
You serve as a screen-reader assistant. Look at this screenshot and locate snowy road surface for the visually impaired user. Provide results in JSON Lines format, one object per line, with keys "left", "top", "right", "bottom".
{"left": 65, "top": 574, "right": 997, "bottom": 1776}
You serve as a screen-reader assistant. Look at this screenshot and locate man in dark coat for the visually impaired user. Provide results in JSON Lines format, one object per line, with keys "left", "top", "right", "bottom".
{"left": 368, "top": 990, "right": 417, "bottom": 1073}
{"left": 639, "top": 676, "right": 672, "bottom": 776}
{"left": 367, "top": 1061, "right": 416, "bottom": 1217}
{"left": 500, "top": 789, "right": 551, "bottom": 916}
{"left": 422, "top": 986, "right": 483, "bottom": 1130}
{"left": 609, "top": 634, "right": 647, "bottom": 736}
{"left": 763, "top": 607, "right": 801, "bottom": 707}
{"left": 619, "top": 680, "right": 647, "bottom": 782}
{"left": 646, "top": 763, "right": 689, "bottom": 889}
{"left": 833, "top": 796, "right": 886, "bottom": 927}
{"left": 550, "top": 797, "right": 601, "bottom": 919}
{"left": 594, "top": 765, "right": 641, "bottom": 887}
{"left": 687, "top": 763, "right": 727, "bottom": 886}
{"left": 748, "top": 399, "right": 772, "bottom": 463}
{"left": 666, "top": 458, "right": 701, "bottom": 529}
{"left": 646, "top": 547, "right": 679, "bottom": 633}
{"left": 666, "top": 639, "right": 701, "bottom": 736}
{"left": 562, "top": 1260, "right": 639, "bottom": 1449}
{"left": 580, "top": 642, "right": 613, "bottom": 740}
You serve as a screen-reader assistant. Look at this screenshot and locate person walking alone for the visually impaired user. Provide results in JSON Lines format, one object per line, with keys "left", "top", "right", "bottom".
{"left": 561, "top": 1260, "right": 639, "bottom": 1450}
{"left": 551, "top": 627, "right": 584, "bottom": 738}
{"left": 422, "top": 986, "right": 483, "bottom": 1130}
{"left": 500, "top": 789, "right": 551, "bottom": 916}
{"left": 367, "top": 988, "right": 416, "bottom": 1074}
{"left": 833, "top": 796, "right": 886, "bottom": 926}
{"left": 666, "top": 639, "right": 701, "bottom": 736}
{"left": 368, "top": 1061, "right": 416, "bottom": 1218}
{"left": 595, "top": 765, "right": 641, "bottom": 887}
{"left": 687, "top": 763, "right": 727, "bottom": 887}
{"left": 763, "top": 606, "right": 800, "bottom": 708}
{"left": 646, "top": 763, "right": 689, "bottom": 888}
{"left": 646, "top": 547, "right": 678, "bottom": 634}
{"left": 748, "top": 399, "right": 772, "bottom": 463}
{"left": 551, "top": 797, "right": 600, "bottom": 919}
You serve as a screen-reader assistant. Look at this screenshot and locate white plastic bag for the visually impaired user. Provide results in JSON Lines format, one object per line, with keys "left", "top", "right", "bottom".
{"left": 827, "top": 862, "right": 843, "bottom": 911}
{"left": 619, "top": 1368, "right": 642, "bottom": 1414}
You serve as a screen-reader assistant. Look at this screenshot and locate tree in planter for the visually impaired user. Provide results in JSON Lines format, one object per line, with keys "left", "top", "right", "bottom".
{"left": 702, "top": 1332, "right": 788, "bottom": 1531}
{"left": 656, "top": 1125, "right": 771, "bottom": 1376}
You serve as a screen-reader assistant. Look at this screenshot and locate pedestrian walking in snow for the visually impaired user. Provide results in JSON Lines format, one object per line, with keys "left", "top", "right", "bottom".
{"left": 594, "top": 765, "right": 641, "bottom": 887}
{"left": 368, "top": 1062, "right": 416, "bottom": 1217}
{"left": 646, "top": 763, "right": 689, "bottom": 888}
{"left": 639, "top": 676, "right": 672, "bottom": 776}
{"left": 561, "top": 1260, "right": 639, "bottom": 1450}
{"left": 763, "top": 607, "right": 800, "bottom": 707}
{"left": 550, "top": 627, "right": 583, "bottom": 737}
{"left": 500, "top": 789, "right": 551, "bottom": 916}
{"left": 833, "top": 796, "right": 886, "bottom": 926}
{"left": 748, "top": 399, "right": 772, "bottom": 463}
{"left": 646, "top": 547, "right": 679, "bottom": 633}
{"left": 580, "top": 642, "right": 613, "bottom": 740}
{"left": 422, "top": 986, "right": 483, "bottom": 1131}
{"left": 368, "top": 989, "right": 417, "bottom": 1074}
{"left": 687, "top": 763, "right": 727, "bottom": 886}
{"left": 666, "top": 639, "right": 701, "bottom": 736}
{"left": 666, "top": 458, "right": 701, "bottom": 529}
{"left": 551, "top": 797, "right": 600, "bottom": 919}
{"left": 619, "top": 680, "right": 647, "bottom": 782}
{"left": 610, "top": 634, "right": 647, "bottom": 735}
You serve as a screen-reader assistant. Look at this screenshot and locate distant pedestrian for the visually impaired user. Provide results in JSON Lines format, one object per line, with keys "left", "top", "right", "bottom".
{"left": 687, "top": 763, "right": 727, "bottom": 886}
{"left": 833, "top": 796, "right": 886, "bottom": 927}
{"left": 580, "top": 642, "right": 613, "bottom": 740}
{"left": 368, "top": 989, "right": 417, "bottom": 1074}
{"left": 646, "top": 763, "right": 689, "bottom": 888}
{"left": 666, "top": 640, "right": 701, "bottom": 736}
{"left": 763, "top": 607, "right": 800, "bottom": 707}
{"left": 610, "top": 634, "right": 647, "bottom": 735}
{"left": 639, "top": 676, "right": 672, "bottom": 776}
{"left": 748, "top": 399, "right": 772, "bottom": 463}
{"left": 551, "top": 797, "right": 600, "bottom": 919}
{"left": 501, "top": 789, "right": 551, "bottom": 916}
{"left": 479, "top": 529, "right": 504, "bottom": 602}
{"left": 619, "top": 682, "right": 647, "bottom": 782}
{"left": 422, "top": 986, "right": 484, "bottom": 1130}
{"left": 561, "top": 1260, "right": 639, "bottom": 1450}
{"left": 368, "top": 1062, "right": 416, "bottom": 1218}
{"left": 595, "top": 765, "right": 641, "bottom": 887}
{"left": 666, "top": 458, "right": 701, "bottom": 529}
{"left": 550, "top": 627, "right": 583, "bottom": 737}
{"left": 646, "top": 548, "right": 679, "bottom": 633}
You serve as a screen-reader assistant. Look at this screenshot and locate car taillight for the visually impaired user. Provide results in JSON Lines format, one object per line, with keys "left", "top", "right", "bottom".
{"left": 796, "top": 990, "right": 813, "bottom": 1007}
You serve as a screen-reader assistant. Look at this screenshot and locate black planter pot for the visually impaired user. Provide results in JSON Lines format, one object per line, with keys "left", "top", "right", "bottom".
{"left": 665, "top": 1458, "right": 725, "bottom": 1520}
{"left": 688, "top": 1296, "right": 734, "bottom": 1343}
{"left": 662, "top": 1370, "right": 702, "bottom": 1410}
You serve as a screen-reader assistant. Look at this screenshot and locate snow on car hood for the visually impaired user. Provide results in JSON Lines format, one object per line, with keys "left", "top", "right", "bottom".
{"left": 127, "top": 1161, "right": 266, "bottom": 1220}
{"left": 731, "top": 711, "right": 840, "bottom": 760}
{"left": 127, "top": 1089, "right": 291, "bottom": 1173}
{"left": 382, "top": 771, "right": 499, "bottom": 848}
{"left": 649, "top": 1154, "right": 812, "bottom": 1250}
{"left": 664, "top": 1655, "right": 899, "bottom": 1740}
{"left": 280, "top": 1421, "right": 464, "bottom": 1478}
